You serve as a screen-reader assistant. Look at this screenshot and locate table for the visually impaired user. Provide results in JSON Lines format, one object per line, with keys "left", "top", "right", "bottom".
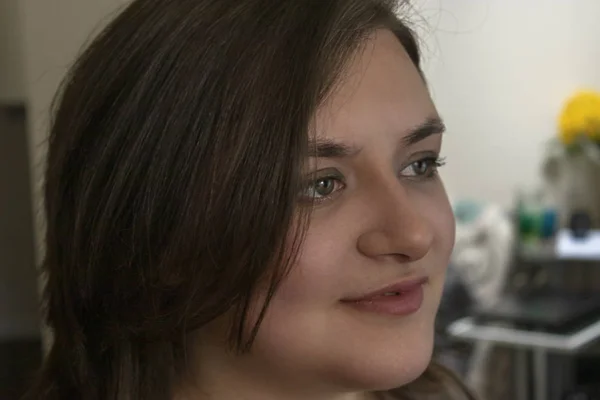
{"left": 448, "top": 317, "right": 600, "bottom": 400}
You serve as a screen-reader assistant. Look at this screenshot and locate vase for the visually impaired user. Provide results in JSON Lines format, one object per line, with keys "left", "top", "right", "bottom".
{"left": 542, "top": 141, "right": 600, "bottom": 229}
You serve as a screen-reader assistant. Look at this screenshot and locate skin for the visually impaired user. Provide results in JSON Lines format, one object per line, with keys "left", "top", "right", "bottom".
{"left": 189, "top": 29, "right": 455, "bottom": 400}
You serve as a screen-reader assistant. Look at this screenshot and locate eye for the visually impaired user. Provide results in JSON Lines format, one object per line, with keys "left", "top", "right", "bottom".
{"left": 300, "top": 172, "right": 345, "bottom": 204}
{"left": 312, "top": 178, "right": 336, "bottom": 197}
{"left": 400, "top": 156, "right": 445, "bottom": 179}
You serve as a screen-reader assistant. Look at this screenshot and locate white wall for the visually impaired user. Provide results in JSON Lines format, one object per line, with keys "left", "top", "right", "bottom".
{"left": 415, "top": 0, "right": 600, "bottom": 207}
{"left": 0, "top": 0, "right": 26, "bottom": 103}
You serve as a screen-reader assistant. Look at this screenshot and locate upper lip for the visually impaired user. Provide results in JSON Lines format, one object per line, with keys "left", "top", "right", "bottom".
{"left": 342, "top": 276, "right": 429, "bottom": 302}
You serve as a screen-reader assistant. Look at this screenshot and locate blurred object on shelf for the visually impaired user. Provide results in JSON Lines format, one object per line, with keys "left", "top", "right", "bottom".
{"left": 454, "top": 200, "right": 484, "bottom": 225}
{"left": 453, "top": 202, "right": 514, "bottom": 309}
{"left": 558, "top": 90, "right": 600, "bottom": 146}
{"left": 556, "top": 229, "right": 600, "bottom": 261}
{"left": 569, "top": 211, "right": 593, "bottom": 239}
{"left": 543, "top": 89, "right": 600, "bottom": 230}
{"left": 435, "top": 261, "right": 474, "bottom": 377}
{"left": 517, "top": 187, "right": 558, "bottom": 246}
{"left": 515, "top": 185, "right": 600, "bottom": 263}
{"left": 541, "top": 208, "right": 559, "bottom": 240}
{"left": 450, "top": 201, "right": 515, "bottom": 398}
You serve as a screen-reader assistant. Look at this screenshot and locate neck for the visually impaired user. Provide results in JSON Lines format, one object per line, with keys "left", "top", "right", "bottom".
{"left": 178, "top": 342, "right": 381, "bottom": 400}
{"left": 181, "top": 383, "right": 378, "bottom": 400}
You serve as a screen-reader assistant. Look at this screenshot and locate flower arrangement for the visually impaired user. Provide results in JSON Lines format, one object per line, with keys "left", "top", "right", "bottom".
{"left": 542, "top": 88, "right": 600, "bottom": 228}
{"left": 557, "top": 89, "right": 600, "bottom": 147}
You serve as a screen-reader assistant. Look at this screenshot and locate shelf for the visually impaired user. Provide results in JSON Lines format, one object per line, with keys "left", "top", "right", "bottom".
{"left": 448, "top": 317, "right": 600, "bottom": 353}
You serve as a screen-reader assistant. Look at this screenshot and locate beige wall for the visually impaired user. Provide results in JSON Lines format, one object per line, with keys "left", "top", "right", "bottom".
{"left": 18, "top": 0, "right": 127, "bottom": 263}
{"left": 15, "top": 0, "right": 127, "bottom": 341}
{"left": 0, "top": 0, "right": 25, "bottom": 103}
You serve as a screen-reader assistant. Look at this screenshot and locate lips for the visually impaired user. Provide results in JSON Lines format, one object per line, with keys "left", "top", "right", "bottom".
{"left": 341, "top": 276, "right": 428, "bottom": 316}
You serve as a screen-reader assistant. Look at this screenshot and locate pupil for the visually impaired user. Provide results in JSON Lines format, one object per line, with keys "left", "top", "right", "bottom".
{"left": 414, "top": 161, "right": 427, "bottom": 174}
{"left": 316, "top": 179, "right": 334, "bottom": 196}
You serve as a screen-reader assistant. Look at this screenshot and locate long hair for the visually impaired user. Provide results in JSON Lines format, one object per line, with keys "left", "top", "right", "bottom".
{"left": 25, "top": 0, "right": 474, "bottom": 399}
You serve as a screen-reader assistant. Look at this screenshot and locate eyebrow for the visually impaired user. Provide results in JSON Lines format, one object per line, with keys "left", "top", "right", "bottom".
{"left": 306, "top": 138, "right": 361, "bottom": 158}
{"left": 308, "top": 116, "right": 446, "bottom": 158}
{"left": 402, "top": 117, "right": 446, "bottom": 146}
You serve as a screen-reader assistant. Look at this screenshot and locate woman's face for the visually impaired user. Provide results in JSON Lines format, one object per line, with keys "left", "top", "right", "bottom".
{"left": 197, "top": 29, "right": 455, "bottom": 399}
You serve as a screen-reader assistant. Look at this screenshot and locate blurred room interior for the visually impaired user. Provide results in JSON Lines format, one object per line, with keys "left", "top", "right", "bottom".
{"left": 1, "top": 0, "right": 600, "bottom": 399}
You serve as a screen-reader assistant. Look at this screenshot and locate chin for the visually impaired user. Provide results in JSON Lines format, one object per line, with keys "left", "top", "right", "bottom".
{"left": 326, "top": 324, "right": 435, "bottom": 392}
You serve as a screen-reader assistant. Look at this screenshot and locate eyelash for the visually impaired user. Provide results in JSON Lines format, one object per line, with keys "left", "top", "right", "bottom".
{"left": 405, "top": 156, "right": 446, "bottom": 179}
{"left": 301, "top": 156, "right": 446, "bottom": 205}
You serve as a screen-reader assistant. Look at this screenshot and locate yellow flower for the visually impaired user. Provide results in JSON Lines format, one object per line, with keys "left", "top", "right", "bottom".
{"left": 559, "top": 90, "right": 600, "bottom": 145}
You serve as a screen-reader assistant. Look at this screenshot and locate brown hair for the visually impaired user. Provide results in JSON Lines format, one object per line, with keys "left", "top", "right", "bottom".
{"left": 26, "top": 0, "right": 474, "bottom": 399}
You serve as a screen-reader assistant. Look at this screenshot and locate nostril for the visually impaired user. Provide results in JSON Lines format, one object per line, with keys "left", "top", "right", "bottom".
{"left": 356, "top": 225, "right": 433, "bottom": 262}
{"left": 389, "top": 253, "right": 412, "bottom": 264}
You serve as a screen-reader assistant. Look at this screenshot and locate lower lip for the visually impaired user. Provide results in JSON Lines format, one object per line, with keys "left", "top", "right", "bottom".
{"left": 342, "top": 285, "right": 424, "bottom": 316}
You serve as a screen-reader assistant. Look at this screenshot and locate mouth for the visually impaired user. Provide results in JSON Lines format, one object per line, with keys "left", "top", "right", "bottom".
{"left": 340, "top": 276, "right": 428, "bottom": 316}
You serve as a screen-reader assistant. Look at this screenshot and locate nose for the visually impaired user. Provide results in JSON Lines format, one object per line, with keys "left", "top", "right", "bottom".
{"left": 356, "top": 184, "right": 434, "bottom": 263}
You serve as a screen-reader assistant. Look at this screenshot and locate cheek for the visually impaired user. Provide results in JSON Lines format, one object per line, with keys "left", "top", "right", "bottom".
{"left": 270, "top": 216, "right": 355, "bottom": 305}
{"left": 247, "top": 222, "right": 354, "bottom": 362}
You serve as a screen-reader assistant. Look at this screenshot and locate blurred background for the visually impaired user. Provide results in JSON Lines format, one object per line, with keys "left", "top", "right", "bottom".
{"left": 1, "top": 0, "right": 600, "bottom": 399}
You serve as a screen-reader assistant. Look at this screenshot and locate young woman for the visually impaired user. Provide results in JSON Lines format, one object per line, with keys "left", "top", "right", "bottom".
{"left": 27, "top": 0, "right": 476, "bottom": 399}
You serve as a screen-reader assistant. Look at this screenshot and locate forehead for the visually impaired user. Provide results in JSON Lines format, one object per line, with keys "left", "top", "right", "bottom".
{"left": 314, "top": 29, "right": 436, "bottom": 144}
